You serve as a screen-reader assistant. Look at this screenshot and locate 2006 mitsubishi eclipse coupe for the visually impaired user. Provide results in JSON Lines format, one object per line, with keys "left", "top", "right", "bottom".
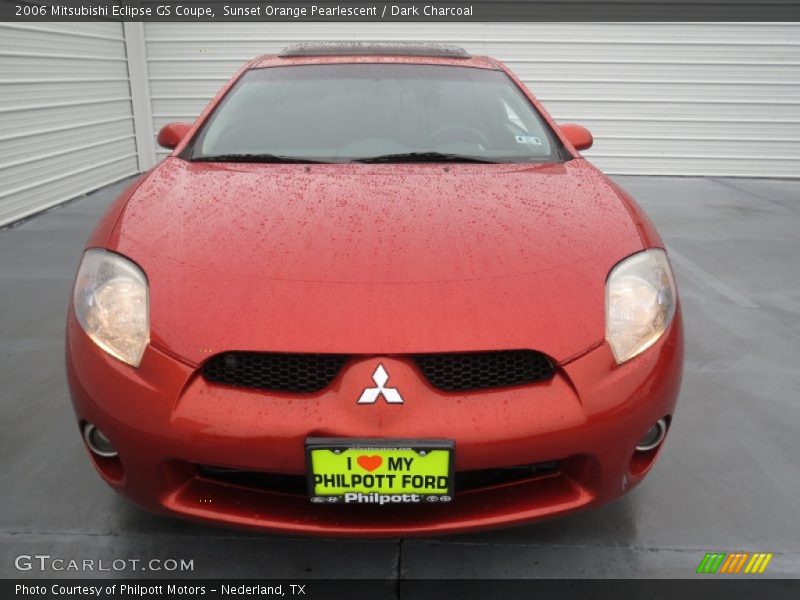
{"left": 66, "top": 43, "right": 682, "bottom": 536}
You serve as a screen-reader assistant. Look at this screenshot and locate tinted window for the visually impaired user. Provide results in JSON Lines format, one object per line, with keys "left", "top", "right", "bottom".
{"left": 187, "top": 64, "right": 564, "bottom": 163}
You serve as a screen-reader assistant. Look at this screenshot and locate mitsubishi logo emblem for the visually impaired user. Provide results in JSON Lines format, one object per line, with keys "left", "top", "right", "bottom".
{"left": 357, "top": 364, "right": 404, "bottom": 404}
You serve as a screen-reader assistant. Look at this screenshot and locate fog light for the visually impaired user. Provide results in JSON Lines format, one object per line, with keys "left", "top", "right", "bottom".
{"left": 636, "top": 418, "right": 667, "bottom": 452}
{"left": 83, "top": 423, "right": 118, "bottom": 458}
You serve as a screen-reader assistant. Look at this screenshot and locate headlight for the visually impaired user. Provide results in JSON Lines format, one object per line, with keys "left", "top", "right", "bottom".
{"left": 73, "top": 249, "right": 149, "bottom": 367}
{"left": 605, "top": 248, "right": 677, "bottom": 364}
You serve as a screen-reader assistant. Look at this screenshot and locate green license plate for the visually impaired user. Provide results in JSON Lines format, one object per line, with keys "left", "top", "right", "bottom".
{"left": 306, "top": 438, "right": 454, "bottom": 504}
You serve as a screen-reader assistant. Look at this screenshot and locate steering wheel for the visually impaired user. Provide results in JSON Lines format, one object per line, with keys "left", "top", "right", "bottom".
{"left": 428, "top": 126, "right": 491, "bottom": 148}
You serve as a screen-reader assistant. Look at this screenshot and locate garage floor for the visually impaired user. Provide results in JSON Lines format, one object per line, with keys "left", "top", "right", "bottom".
{"left": 1, "top": 175, "right": 798, "bottom": 580}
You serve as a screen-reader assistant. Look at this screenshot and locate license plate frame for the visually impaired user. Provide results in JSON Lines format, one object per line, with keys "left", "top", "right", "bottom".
{"left": 305, "top": 438, "right": 455, "bottom": 504}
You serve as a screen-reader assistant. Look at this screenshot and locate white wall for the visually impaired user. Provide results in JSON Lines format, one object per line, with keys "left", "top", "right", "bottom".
{"left": 143, "top": 22, "right": 800, "bottom": 178}
{"left": 0, "top": 23, "right": 140, "bottom": 227}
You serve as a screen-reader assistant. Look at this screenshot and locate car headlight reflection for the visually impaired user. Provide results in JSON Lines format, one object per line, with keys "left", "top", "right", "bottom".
{"left": 73, "top": 249, "right": 149, "bottom": 367}
{"left": 605, "top": 248, "right": 676, "bottom": 364}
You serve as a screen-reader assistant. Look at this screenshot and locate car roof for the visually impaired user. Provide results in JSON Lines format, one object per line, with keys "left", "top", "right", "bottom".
{"left": 252, "top": 42, "right": 501, "bottom": 70}
{"left": 279, "top": 42, "right": 471, "bottom": 59}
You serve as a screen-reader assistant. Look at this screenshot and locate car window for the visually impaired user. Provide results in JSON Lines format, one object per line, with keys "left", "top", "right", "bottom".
{"left": 187, "top": 63, "right": 564, "bottom": 163}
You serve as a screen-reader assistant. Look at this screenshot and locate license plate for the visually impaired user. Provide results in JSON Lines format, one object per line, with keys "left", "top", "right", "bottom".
{"left": 306, "top": 438, "right": 454, "bottom": 504}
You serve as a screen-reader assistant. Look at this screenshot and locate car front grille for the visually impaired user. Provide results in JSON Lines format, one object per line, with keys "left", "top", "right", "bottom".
{"left": 198, "top": 465, "right": 308, "bottom": 496}
{"left": 202, "top": 349, "right": 554, "bottom": 394}
{"left": 413, "top": 350, "right": 554, "bottom": 391}
{"left": 197, "top": 460, "right": 562, "bottom": 497}
{"left": 203, "top": 352, "right": 347, "bottom": 394}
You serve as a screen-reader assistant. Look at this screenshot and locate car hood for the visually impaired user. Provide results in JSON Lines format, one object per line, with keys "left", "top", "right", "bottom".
{"left": 109, "top": 158, "right": 643, "bottom": 365}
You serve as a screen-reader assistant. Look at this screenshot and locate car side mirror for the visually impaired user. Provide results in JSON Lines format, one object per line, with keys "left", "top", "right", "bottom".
{"left": 157, "top": 122, "right": 193, "bottom": 150}
{"left": 559, "top": 123, "right": 593, "bottom": 151}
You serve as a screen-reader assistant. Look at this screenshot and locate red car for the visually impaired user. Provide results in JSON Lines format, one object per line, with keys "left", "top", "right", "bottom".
{"left": 66, "top": 43, "right": 682, "bottom": 536}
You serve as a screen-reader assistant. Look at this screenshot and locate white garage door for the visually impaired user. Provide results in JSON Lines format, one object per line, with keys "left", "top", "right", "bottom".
{"left": 0, "top": 23, "right": 139, "bottom": 227}
{"left": 143, "top": 22, "right": 800, "bottom": 178}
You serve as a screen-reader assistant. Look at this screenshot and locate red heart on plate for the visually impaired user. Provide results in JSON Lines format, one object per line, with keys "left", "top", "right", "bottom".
{"left": 357, "top": 455, "right": 383, "bottom": 472}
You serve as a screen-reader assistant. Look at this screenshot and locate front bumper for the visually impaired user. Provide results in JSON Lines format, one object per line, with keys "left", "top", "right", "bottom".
{"left": 66, "top": 311, "right": 683, "bottom": 536}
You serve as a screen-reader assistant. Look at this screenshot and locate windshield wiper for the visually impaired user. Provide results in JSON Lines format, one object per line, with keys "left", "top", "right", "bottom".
{"left": 191, "top": 153, "right": 328, "bottom": 164}
{"left": 352, "top": 152, "right": 499, "bottom": 164}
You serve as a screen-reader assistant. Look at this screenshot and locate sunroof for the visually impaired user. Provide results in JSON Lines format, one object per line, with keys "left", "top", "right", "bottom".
{"left": 278, "top": 42, "right": 471, "bottom": 59}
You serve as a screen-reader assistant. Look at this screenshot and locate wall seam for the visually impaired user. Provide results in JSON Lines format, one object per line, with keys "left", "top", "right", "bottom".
{"left": 123, "top": 22, "right": 157, "bottom": 172}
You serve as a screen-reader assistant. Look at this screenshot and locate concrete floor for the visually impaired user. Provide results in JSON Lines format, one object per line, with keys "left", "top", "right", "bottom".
{"left": 0, "top": 175, "right": 799, "bottom": 580}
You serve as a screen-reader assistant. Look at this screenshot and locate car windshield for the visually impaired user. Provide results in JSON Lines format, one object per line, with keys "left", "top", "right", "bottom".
{"left": 185, "top": 63, "right": 565, "bottom": 163}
